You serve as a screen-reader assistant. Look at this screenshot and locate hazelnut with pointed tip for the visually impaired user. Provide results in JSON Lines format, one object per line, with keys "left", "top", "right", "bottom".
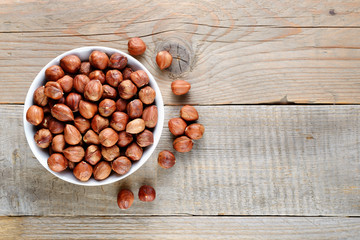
{"left": 112, "top": 156, "right": 132, "bottom": 175}
{"left": 33, "top": 86, "right": 48, "bottom": 107}
{"left": 73, "top": 161, "right": 93, "bottom": 181}
{"left": 26, "top": 105, "right": 44, "bottom": 126}
{"left": 158, "top": 150, "right": 176, "bottom": 169}
{"left": 99, "top": 128, "right": 119, "bottom": 147}
{"left": 171, "top": 80, "right": 191, "bottom": 95}
{"left": 60, "top": 54, "right": 81, "bottom": 73}
{"left": 128, "top": 37, "right": 146, "bottom": 56}
{"left": 117, "top": 189, "right": 134, "bottom": 210}
{"left": 89, "top": 50, "right": 109, "bottom": 70}
{"left": 44, "top": 81, "right": 63, "bottom": 100}
{"left": 173, "top": 136, "right": 193, "bottom": 152}
{"left": 156, "top": 51, "right": 173, "bottom": 70}
{"left": 34, "top": 128, "right": 53, "bottom": 148}
{"left": 93, "top": 161, "right": 112, "bottom": 181}
{"left": 138, "top": 185, "right": 156, "bottom": 202}
{"left": 45, "top": 65, "right": 64, "bottom": 81}
{"left": 48, "top": 153, "right": 68, "bottom": 172}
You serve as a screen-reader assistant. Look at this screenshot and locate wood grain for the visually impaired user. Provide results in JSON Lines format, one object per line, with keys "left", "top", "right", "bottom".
{"left": 1, "top": 0, "right": 360, "bottom": 104}
{"left": 1, "top": 216, "right": 360, "bottom": 240}
{"left": 1, "top": 105, "right": 359, "bottom": 216}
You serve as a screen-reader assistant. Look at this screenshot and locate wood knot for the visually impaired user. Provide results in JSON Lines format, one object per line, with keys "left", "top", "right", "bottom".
{"left": 155, "top": 37, "right": 194, "bottom": 76}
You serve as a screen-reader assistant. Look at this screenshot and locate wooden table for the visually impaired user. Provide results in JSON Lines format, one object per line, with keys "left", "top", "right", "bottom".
{"left": 1, "top": 1, "right": 360, "bottom": 239}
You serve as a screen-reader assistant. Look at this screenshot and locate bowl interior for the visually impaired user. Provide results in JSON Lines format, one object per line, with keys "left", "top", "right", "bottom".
{"left": 23, "top": 46, "right": 164, "bottom": 186}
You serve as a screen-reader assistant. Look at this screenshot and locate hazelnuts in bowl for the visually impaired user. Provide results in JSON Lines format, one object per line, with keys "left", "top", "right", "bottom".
{"left": 24, "top": 46, "right": 164, "bottom": 186}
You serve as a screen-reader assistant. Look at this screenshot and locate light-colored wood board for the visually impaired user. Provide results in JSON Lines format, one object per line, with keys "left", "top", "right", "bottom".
{"left": 1, "top": 216, "right": 360, "bottom": 240}
{"left": 1, "top": 105, "right": 360, "bottom": 216}
{"left": 1, "top": 0, "right": 360, "bottom": 104}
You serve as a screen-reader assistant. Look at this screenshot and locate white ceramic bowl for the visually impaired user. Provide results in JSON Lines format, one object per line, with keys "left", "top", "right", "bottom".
{"left": 23, "top": 46, "right": 164, "bottom": 186}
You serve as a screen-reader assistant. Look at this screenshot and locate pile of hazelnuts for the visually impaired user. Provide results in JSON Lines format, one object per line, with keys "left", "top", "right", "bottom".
{"left": 26, "top": 39, "right": 158, "bottom": 183}
{"left": 26, "top": 36, "right": 204, "bottom": 210}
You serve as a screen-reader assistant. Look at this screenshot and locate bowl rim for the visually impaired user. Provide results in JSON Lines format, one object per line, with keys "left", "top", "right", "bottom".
{"left": 23, "top": 46, "right": 164, "bottom": 186}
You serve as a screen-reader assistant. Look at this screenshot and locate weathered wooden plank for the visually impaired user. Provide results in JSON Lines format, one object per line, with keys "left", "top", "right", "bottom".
{"left": 1, "top": 0, "right": 360, "bottom": 104}
{"left": 1, "top": 105, "right": 359, "bottom": 216}
{"left": 1, "top": 216, "right": 359, "bottom": 240}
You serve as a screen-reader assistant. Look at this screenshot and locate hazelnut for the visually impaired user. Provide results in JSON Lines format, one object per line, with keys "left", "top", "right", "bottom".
{"left": 44, "top": 81, "right": 63, "bottom": 100}
{"left": 79, "top": 100, "right": 98, "bottom": 119}
{"left": 48, "top": 118, "right": 65, "bottom": 134}
{"left": 99, "top": 128, "right": 119, "bottom": 147}
{"left": 85, "top": 145, "right": 102, "bottom": 165}
{"left": 106, "top": 69, "right": 123, "bottom": 87}
{"left": 158, "top": 150, "right": 176, "bottom": 169}
{"left": 73, "top": 74, "right": 90, "bottom": 93}
{"left": 117, "top": 131, "right": 133, "bottom": 147}
{"left": 130, "top": 70, "right": 149, "bottom": 88}
{"left": 142, "top": 105, "right": 158, "bottom": 128}
{"left": 68, "top": 161, "right": 76, "bottom": 170}
{"left": 45, "top": 65, "right": 64, "bottom": 81}
{"left": 171, "top": 80, "right": 191, "bottom": 95}
{"left": 125, "top": 142, "right": 143, "bottom": 161}
{"left": 180, "top": 105, "right": 199, "bottom": 121}
{"left": 33, "top": 86, "right": 48, "bottom": 107}
{"left": 84, "top": 80, "right": 103, "bottom": 101}
{"left": 89, "top": 50, "right": 109, "bottom": 70}
{"left": 47, "top": 153, "right": 68, "bottom": 172}
{"left": 109, "top": 53, "right": 127, "bottom": 70}
{"left": 117, "top": 189, "right": 134, "bottom": 210}
{"left": 93, "top": 161, "right": 112, "bottom": 181}
{"left": 173, "top": 136, "right": 193, "bottom": 152}
{"left": 138, "top": 185, "right": 156, "bottom": 202}
{"left": 112, "top": 156, "right": 132, "bottom": 175}
{"left": 43, "top": 105, "right": 51, "bottom": 114}
{"left": 40, "top": 114, "right": 52, "bottom": 129}
{"left": 101, "top": 145, "right": 120, "bottom": 161}
{"left": 91, "top": 114, "right": 109, "bottom": 133}
{"left": 126, "top": 118, "right": 145, "bottom": 134}
{"left": 156, "top": 51, "right": 173, "bottom": 70}
{"left": 83, "top": 129, "right": 100, "bottom": 145}
{"left": 102, "top": 85, "right": 117, "bottom": 99}
{"left": 118, "top": 80, "right": 137, "bottom": 99}
{"left": 65, "top": 92, "right": 82, "bottom": 112}
{"left": 57, "top": 96, "right": 66, "bottom": 104}
{"left": 26, "top": 105, "right": 44, "bottom": 126}
{"left": 89, "top": 70, "right": 105, "bottom": 84}
{"left": 64, "top": 124, "right": 82, "bottom": 145}
{"left": 185, "top": 123, "right": 205, "bottom": 140}
{"left": 74, "top": 116, "right": 91, "bottom": 134}
{"left": 51, "top": 134, "right": 65, "bottom": 153}
{"left": 110, "top": 112, "right": 129, "bottom": 131}
{"left": 34, "top": 128, "right": 53, "bottom": 148}
{"left": 122, "top": 67, "right": 133, "bottom": 80}
{"left": 98, "top": 99, "right": 116, "bottom": 117}
{"left": 63, "top": 146, "right": 85, "bottom": 162}
{"left": 51, "top": 104, "right": 74, "bottom": 121}
{"left": 116, "top": 98, "right": 128, "bottom": 112}
{"left": 57, "top": 75, "right": 74, "bottom": 93}
{"left": 139, "top": 86, "right": 156, "bottom": 105}
{"left": 136, "top": 129, "right": 154, "bottom": 147}
{"left": 168, "top": 118, "right": 187, "bottom": 136}
{"left": 60, "top": 54, "right": 81, "bottom": 73}
{"left": 73, "top": 161, "right": 93, "bottom": 182}
{"left": 79, "top": 61, "right": 92, "bottom": 75}
{"left": 128, "top": 37, "right": 146, "bottom": 56}
{"left": 127, "top": 99, "right": 143, "bottom": 119}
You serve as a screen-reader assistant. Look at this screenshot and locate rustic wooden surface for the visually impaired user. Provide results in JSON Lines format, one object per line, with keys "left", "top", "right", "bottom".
{"left": 1, "top": 216, "right": 359, "bottom": 240}
{"left": 1, "top": 0, "right": 360, "bottom": 238}
{"left": 1, "top": 0, "right": 360, "bottom": 104}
